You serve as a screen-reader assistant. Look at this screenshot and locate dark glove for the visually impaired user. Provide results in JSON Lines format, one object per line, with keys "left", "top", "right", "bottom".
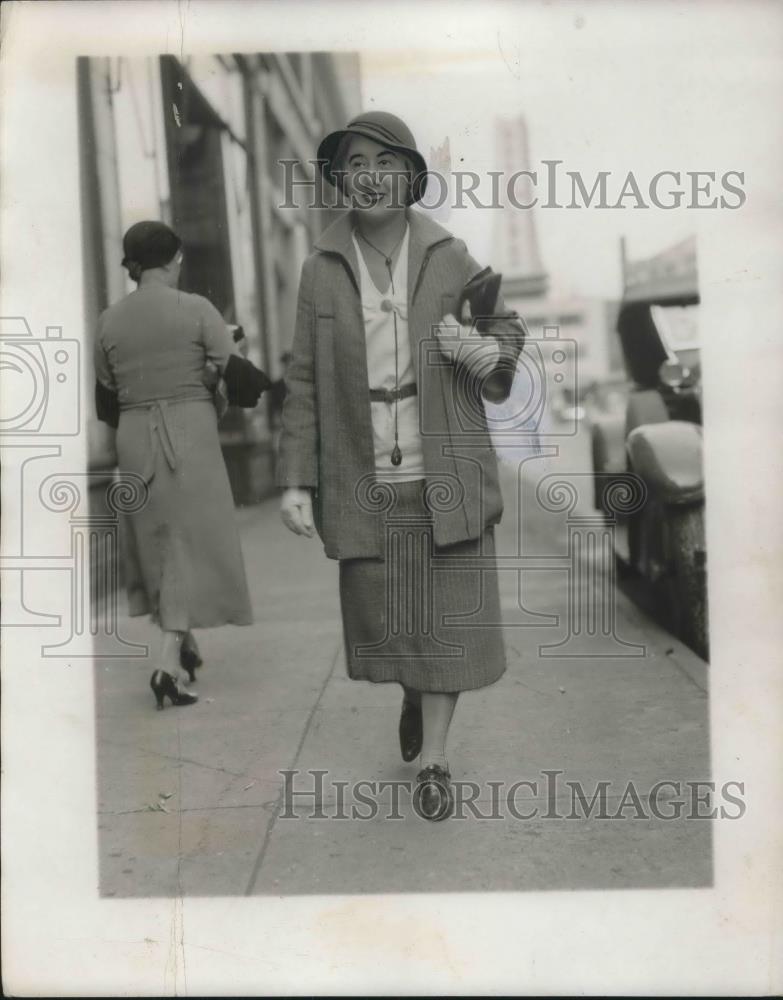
{"left": 457, "top": 267, "right": 503, "bottom": 334}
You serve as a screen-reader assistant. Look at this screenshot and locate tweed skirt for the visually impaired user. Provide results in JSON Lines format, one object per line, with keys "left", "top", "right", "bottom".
{"left": 339, "top": 479, "right": 506, "bottom": 693}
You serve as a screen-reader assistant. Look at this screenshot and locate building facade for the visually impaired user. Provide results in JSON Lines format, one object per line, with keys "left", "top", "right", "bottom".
{"left": 78, "top": 52, "right": 361, "bottom": 502}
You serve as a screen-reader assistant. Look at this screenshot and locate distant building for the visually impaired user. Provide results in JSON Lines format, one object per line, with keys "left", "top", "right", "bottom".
{"left": 492, "top": 116, "right": 621, "bottom": 402}
{"left": 493, "top": 116, "right": 548, "bottom": 299}
{"left": 621, "top": 235, "right": 698, "bottom": 304}
{"left": 78, "top": 52, "right": 361, "bottom": 502}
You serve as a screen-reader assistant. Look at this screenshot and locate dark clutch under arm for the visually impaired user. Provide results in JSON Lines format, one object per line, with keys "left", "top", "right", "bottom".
{"left": 95, "top": 379, "right": 120, "bottom": 429}
{"left": 222, "top": 354, "right": 273, "bottom": 408}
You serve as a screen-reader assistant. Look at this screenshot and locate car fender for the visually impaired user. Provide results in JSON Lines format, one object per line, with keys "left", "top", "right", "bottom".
{"left": 591, "top": 415, "right": 626, "bottom": 474}
{"left": 624, "top": 389, "right": 669, "bottom": 439}
{"left": 627, "top": 421, "right": 704, "bottom": 505}
{"left": 590, "top": 415, "right": 626, "bottom": 509}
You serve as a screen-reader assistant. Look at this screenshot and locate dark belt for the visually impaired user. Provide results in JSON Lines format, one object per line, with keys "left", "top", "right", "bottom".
{"left": 368, "top": 383, "right": 418, "bottom": 404}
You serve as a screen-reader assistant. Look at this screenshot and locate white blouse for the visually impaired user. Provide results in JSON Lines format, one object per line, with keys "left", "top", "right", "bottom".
{"left": 352, "top": 226, "right": 425, "bottom": 482}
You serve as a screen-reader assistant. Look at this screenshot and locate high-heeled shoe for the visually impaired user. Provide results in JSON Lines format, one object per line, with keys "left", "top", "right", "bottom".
{"left": 150, "top": 670, "right": 199, "bottom": 710}
{"left": 414, "top": 763, "right": 454, "bottom": 821}
{"left": 399, "top": 695, "right": 423, "bottom": 762}
{"left": 179, "top": 636, "right": 203, "bottom": 684}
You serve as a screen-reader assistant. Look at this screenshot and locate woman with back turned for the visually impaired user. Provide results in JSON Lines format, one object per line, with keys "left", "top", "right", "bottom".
{"left": 95, "top": 221, "right": 269, "bottom": 710}
{"left": 278, "top": 112, "right": 527, "bottom": 820}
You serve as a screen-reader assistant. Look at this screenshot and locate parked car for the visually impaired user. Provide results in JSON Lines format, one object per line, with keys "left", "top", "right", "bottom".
{"left": 591, "top": 238, "right": 708, "bottom": 659}
{"left": 551, "top": 384, "right": 586, "bottom": 424}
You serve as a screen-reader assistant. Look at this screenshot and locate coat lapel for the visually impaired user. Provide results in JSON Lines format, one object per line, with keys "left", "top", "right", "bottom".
{"left": 314, "top": 209, "right": 454, "bottom": 302}
{"left": 313, "top": 212, "right": 361, "bottom": 293}
{"left": 406, "top": 210, "right": 453, "bottom": 304}
{"left": 405, "top": 212, "right": 455, "bottom": 380}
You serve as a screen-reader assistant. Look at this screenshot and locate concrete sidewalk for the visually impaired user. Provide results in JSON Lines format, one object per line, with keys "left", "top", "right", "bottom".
{"left": 96, "top": 445, "right": 711, "bottom": 898}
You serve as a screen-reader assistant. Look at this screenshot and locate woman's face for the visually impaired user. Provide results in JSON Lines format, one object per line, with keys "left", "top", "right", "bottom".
{"left": 341, "top": 135, "right": 411, "bottom": 218}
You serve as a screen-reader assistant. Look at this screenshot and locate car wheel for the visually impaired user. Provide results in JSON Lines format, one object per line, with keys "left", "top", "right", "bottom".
{"left": 668, "top": 505, "right": 709, "bottom": 661}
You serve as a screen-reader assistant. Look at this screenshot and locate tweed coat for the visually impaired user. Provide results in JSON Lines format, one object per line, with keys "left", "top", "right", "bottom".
{"left": 277, "top": 209, "right": 526, "bottom": 560}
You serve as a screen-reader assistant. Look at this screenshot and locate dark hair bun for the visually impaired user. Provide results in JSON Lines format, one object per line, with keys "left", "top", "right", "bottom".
{"left": 121, "top": 221, "right": 182, "bottom": 280}
{"left": 122, "top": 259, "right": 143, "bottom": 282}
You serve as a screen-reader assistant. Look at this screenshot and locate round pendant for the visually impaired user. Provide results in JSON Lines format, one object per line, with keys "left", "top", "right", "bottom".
{"left": 391, "top": 445, "right": 402, "bottom": 466}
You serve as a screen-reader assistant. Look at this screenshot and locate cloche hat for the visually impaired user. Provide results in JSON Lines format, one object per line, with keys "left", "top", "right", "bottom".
{"left": 317, "top": 111, "right": 429, "bottom": 204}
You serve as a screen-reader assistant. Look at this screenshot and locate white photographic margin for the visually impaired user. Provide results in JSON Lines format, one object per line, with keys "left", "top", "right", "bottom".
{"left": 1, "top": 0, "right": 782, "bottom": 995}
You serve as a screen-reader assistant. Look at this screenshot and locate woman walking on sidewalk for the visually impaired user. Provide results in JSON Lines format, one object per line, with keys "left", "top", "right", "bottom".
{"left": 95, "top": 221, "right": 270, "bottom": 710}
{"left": 278, "top": 112, "right": 526, "bottom": 820}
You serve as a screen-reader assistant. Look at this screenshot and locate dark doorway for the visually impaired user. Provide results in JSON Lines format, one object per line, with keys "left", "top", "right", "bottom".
{"left": 160, "top": 55, "right": 235, "bottom": 320}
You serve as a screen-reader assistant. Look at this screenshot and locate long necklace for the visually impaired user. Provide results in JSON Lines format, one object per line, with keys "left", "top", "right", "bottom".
{"left": 356, "top": 226, "right": 406, "bottom": 270}
{"left": 357, "top": 226, "right": 407, "bottom": 467}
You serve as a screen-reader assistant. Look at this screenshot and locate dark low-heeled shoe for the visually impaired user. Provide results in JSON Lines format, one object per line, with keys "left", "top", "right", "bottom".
{"left": 179, "top": 640, "right": 203, "bottom": 684}
{"left": 150, "top": 670, "right": 199, "bottom": 710}
{"left": 399, "top": 697, "right": 423, "bottom": 762}
{"left": 415, "top": 764, "right": 454, "bottom": 822}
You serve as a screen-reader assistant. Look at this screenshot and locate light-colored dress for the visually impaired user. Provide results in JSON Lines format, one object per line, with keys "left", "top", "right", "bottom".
{"left": 94, "top": 283, "right": 253, "bottom": 631}
{"left": 351, "top": 226, "right": 424, "bottom": 479}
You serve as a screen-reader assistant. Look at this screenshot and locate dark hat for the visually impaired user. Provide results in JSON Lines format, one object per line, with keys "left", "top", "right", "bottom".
{"left": 121, "top": 221, "right": 182, "bottom": 278}
{"left": 317, "top": 111, "right": 428, "bottom": 204}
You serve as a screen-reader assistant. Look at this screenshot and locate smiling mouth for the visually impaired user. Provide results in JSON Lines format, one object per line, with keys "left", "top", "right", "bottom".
{"left": 362, "top": 191, "right": 385, "bottom": 205}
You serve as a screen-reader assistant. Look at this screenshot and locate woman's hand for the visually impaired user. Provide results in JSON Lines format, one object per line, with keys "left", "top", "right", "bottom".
{"left": 202, "top": 360, "right": 221, "bottom": 392}
{"left": 281, "top": 487, "right": 315, "bottom": 538}
{"left": 202, "top": 360, "right": 229, "bottom": 418}
{"left": 435, "top": 300, "right": 500, "bottom": 374}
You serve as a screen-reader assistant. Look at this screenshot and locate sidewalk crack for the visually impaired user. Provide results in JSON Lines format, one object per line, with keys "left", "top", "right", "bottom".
{"left": 99, "top": 737, "right": 248, "bottom": 779}
{"left": 243, "top": 639, "right": 342, "bottom": 895}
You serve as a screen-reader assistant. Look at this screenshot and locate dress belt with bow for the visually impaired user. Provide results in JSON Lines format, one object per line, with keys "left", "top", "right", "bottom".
{"left": 122, "top": 395, "right": 206, "bottom": 485}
